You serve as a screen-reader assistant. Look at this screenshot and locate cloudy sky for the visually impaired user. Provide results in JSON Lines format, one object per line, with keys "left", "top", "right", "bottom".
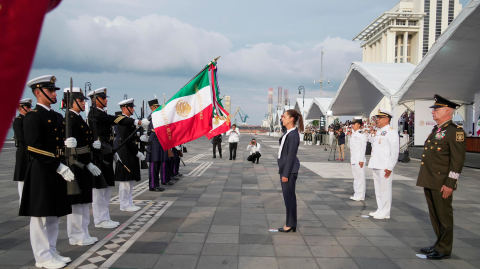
{"left": 24, "top": 0, "right": 470, "bottom": 125}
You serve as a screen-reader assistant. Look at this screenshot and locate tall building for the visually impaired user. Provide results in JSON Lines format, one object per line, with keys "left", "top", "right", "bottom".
{"left": 353, "top": 0, "right": 462, "bottom": 65}
{"left": 278, "top": 86, "right": 283, "bottom": 111}
{"left": 284, "top": 89, "right": 289, "bottom": 106}
{"left": 225, "top": 96, "right": 231, "bottom": 114}
{"left": 268, "top": 88, "right": 273, "bottom": 125}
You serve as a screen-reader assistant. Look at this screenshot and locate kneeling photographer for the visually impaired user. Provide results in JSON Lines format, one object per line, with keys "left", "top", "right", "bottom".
{"left": 246, "top": 138, "right": 261, "bottom": 164}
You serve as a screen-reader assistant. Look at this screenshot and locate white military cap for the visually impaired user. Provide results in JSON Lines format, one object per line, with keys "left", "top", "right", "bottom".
{"left": 26, "top": 75, "right": 60, "bottom": 90}
{"left": 19, "top": 98, "right": 33, "bottom": 106}
{"left": 87, "top": 87, "right": 108, "bottom": 98}
{"left": 118, "top": 98, "right": 136, "bottom": 107}
{"left": 375, "top": 108, "right": 393, "bottom": 118}
{"left": 63, "top": 87, "right": 89, "bottom": 100}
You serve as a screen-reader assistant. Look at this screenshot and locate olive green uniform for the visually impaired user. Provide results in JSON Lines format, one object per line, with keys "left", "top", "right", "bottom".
{"left": 416, "top": 119, "right": 466, "bottom": 255}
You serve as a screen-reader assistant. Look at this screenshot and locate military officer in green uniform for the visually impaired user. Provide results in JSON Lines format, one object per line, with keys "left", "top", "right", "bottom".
{"left": 417, "top": 94, "right": 466, "bottom": 260}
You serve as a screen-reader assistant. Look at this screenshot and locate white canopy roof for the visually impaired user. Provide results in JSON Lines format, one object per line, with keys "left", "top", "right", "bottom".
{"left": 305, "top": 97, "right": 333, "bottom": 120}
{"left": 283, "top": 105, "right": 294, "bottom": 114}
{"left": 392, "top": 0, "right": 480, "bottom": 106}
{"left": 294, "top": 98, "right": 313, "bottom": 116}
{"left": 328, "top": 62, "right": 416, "bottom": 116}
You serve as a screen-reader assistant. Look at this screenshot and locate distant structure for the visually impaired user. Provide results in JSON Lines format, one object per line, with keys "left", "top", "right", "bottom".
{"left": 284, "top": 89, "right": 289, "bottom": 106}
{"left": 278, "top": 86, "right": 283, "bottom": 110}
{"left": 353, "top": 0, "right": 462, "bottom": 65}
{"left": 225, "top": 96, "right": 231, "bottom": 114}
{"left": 268, "top": 88, "right": 273, "bottom": 123}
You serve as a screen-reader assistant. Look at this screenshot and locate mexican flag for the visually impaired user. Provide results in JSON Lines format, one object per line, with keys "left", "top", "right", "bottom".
{"left": 206, "top": 105, "right": 231, "bottom": 139}
{"left": 152, "top": 68, "right": 213, "bottom": 150}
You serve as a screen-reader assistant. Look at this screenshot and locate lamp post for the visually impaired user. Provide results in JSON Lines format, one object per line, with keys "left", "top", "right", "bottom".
{"left": 284, "top": 98, "right": 290, "bottom": 107}
{"left": 314, "top": 50, "right": 329, "bottom": 97}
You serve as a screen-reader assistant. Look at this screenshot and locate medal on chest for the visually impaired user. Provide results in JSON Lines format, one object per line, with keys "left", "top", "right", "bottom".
{"left": 378, "top": 139, "right": 382, "bottom": 144}
{"left": 434, "top": 128, "right": 446, "bottom": 140}
{"left": 380, "top": 131, "right": 387, "bottom": 136}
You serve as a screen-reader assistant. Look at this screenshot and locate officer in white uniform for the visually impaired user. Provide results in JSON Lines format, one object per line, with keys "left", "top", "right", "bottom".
{"left": 349, "top": 117, "right": 367, "bottom": 201}
{"left": 368, "top": 109, "right": 399, "bottom": 219}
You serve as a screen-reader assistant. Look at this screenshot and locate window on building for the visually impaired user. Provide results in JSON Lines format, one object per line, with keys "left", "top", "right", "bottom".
{"left": 423, "top": 0, "right": 430, "bottom": 57}
{"left": 395, "top": 34, "right": 412, "bottom": 63}
{"left": 436, "top": 0, "right": 443, "bottom": 40}
{"left": 448, "top": 0, "right": 455, "bottom": 25}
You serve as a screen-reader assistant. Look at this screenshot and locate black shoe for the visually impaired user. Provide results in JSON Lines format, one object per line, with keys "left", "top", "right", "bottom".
{"left": 426, "top": 251, "right": 450, "bottom": 260}
{"left": 161, "top": 182, "right": 175, "bottom": 185}
{"left": 149, "top": 188, "right": 162, "bottom": 192}
{"left": 220, "top": 155, "right": 222, "bottom": 158}
{"left": 155, "top": 187, "right": 165, "bottom": 191}
{"left": 278, "top": 227, "right": 296, "bottom": 233}
{"left": 420, "top": 246, "right": 435, "bottom": 254}
{"left": 229, "top": 158, "right": 232, "bottom": 160}
{"left": 176, "top": 173, "right": 183, "bottom": 177}
{"left": 171, "top": 176, "right": 180, "bottom": 180}
{"left": 256, "top": 160, "right": 259, "bottom": 164}
{"left": 213, "top": 156, "right": 216, "bottom": 158}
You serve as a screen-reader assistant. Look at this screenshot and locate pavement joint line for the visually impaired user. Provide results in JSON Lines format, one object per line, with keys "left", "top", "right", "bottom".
{"left": 68, "top": 201, "right": 157, "bottom": 268}
{"left": 195, "top": 162, "right": 214, "bottom": 177}
{"left": 186, "top": 162, "right": 208, "bottom": 176}
{"left": 99, "top": 201, "right": 173, "bottom": 268}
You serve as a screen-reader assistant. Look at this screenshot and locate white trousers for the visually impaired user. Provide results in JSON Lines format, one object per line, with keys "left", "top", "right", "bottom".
{"left": 372, "top": 168, "right": 393, "bottom": 216}
{"left": 18, "top": 181, "right": 24, "bottom": 207}
{"left": 119, "top": 181, "right": 134, "bottom": 210}
{"left": 30, "top": 217, "right": 60, "bottom": 264}
{"left": 351, "top": 163, "right": 366, "bottom": 200}
{"left": 67, "top": 204, "right": 91, "bottom": 243}
{"left": 92, "top": 187, "right": 112, "bottom": 224}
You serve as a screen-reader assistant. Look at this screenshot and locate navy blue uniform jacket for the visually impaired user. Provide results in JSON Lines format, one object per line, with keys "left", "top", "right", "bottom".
{"left": 146, "top": 114, "right": 171, "bottom": 162}
{"left": 277, "top": 129, "right": 300, "bottom": 178}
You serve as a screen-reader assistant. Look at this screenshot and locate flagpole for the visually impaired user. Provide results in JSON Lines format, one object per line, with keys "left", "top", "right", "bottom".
{"left": 180, "top": 56, "right": 221, "bottom": 89}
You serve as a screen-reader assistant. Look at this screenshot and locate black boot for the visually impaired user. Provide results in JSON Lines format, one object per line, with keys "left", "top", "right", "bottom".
{"left": 256, "top": 158, "right": 260, "bottom": 164}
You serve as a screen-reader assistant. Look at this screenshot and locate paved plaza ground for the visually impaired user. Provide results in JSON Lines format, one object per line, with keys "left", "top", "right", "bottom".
{"left": 0, "top": 135, "right": 479, "bottom": 269}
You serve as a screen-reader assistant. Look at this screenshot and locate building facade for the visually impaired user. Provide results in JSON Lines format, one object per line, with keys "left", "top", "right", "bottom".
{"left": 354, "top": 0, "right": 462, "bottom": 65}
{"left": 225, "top": 96, "right": 231, "bottom": 114}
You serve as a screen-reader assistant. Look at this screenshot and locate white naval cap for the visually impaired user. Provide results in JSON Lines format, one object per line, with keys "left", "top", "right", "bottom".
{"left": 375, "top": 108, "right": 393, "bottom": 118}
{"left": 26, "top": 75, "right": 60, "bottom": 90}
{"left": 87, "top": 87, "right": 108, "bottom": 98}
{"left": 19, "top": 98, "right": 33, "bottom": 106}
{"left": 63, "top": 87, "right": 89, "bottom": 100}
{"left": 118, "top": 98, "right": 136, "bottom": 107}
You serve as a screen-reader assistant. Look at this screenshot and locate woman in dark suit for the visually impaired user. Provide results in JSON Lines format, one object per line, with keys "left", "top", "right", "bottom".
{"left": 278, "top": 109, "right": 304, "bottom": 232}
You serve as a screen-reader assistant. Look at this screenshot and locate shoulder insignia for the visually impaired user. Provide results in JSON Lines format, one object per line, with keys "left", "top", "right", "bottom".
{"left": 456, "top": 132, "right": 464, "bottom": 142}
{"left": 389, "top": 127, "right": 394, "bottom": 130}
{"left": 16, "top": 116, "right": 21, "bottom": 119}
{"left": 27, "top": 110, "right": 37, "bottom": 113}
{"left": 114, "top": 116, "right": 125, "bottom": 124}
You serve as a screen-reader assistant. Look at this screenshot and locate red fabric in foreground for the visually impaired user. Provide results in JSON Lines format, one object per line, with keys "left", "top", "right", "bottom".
{"left": 155, "top": 104, "right": 213, "bottom": 150}
{"left": 0, "top": 0, "right": 61, "bottom": 149}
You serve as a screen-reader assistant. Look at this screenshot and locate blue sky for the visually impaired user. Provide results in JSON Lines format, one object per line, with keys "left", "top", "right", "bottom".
{"left": 22, "top": 0, "right": 471, "bottom": 125}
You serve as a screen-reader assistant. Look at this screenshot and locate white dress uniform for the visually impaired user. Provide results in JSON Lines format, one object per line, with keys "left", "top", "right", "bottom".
{"left": 368, "top": 110, "right": 399, "bottom": 219}
{"left": 349, "top": 120, "right": 367, "bottom": 201}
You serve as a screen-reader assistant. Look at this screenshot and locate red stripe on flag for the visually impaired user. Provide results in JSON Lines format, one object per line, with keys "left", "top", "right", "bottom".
{"left": 154, "top": 104, "right": 213, "bottom": 150}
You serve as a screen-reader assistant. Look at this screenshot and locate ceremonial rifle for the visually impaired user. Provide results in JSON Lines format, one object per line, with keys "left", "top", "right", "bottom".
{"left": 86, "top": 83, "right": 108, "bottom": 189}
{"left": 64, "top": 78, "right": 82, "bottom": 195}
{"left": 138, "top": 100, "right": 148, "bottom": 169}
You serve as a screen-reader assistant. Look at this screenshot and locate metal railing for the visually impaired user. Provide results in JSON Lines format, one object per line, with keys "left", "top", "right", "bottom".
{"left": 400, "top": 137, "right": 414, "bottom": 153}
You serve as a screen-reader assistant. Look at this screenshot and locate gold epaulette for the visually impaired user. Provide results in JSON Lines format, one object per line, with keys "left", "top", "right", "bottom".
{"left": 27, "top": 146, "right": 55, "bottom": 158}
{"left": 389, "top": 127, "right": 395, "bottom": 130}
{"left": 16, "top": 116, "right": 21, "bottom": 119}
{"left": 27, "top": 110, "right": 37, "bottom": 113}
{"left": 114, "top": 116, "right": 125, "bottom": 124}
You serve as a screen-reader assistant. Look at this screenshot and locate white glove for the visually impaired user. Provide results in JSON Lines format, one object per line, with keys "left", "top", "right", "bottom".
{"left": 92, "top": 141, "right": 101, "bottom": 149}
{"left": 114, "top": 152, "right": 122, "bottom": 163}
{"left": 136, "top": 152, "right": 146, "bottom": 161}
{"left": 140, "top": 135, "right": 148, "bottom": 142}
{"left": 56, "top": 163, "right": 75, "bottom": 182}
{"left": 140, "top": 119, "right": 150, "bottom": 129}
{"left": 64, "top": 137, "right": 77, "bottom": 148}
{"left": 86, "top": 163, "right": 102, "bottom": 176}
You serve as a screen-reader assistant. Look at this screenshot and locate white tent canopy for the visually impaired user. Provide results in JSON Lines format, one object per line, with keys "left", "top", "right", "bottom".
{"left": 294, "top": 98, "right": 313, "bottom": 116}
{"left": 305, "top": 97, "right": 333, "bottom": 120}
{"left": 392, "top": 0, "right": 480, "bottom": 106}
{"left": 328, "top": 62, "right": 416, "bottom": 116}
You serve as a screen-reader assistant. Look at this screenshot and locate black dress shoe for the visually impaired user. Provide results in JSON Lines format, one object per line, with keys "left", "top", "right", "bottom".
{"left": 149, "top": 188, "right": 162, "bottom": 192}
{"left": 278, "top": 227, "right": 296, "bottom": 233}
{"left": 220, "top": 156, "right": 222, "bottom": 158}
{"left": 171, "top": 176, "right": 180, "bottom": 180}
{"left": 176, "top": 173, "right": 183, "bottom": 177}
{"left": 229, "top": 158, "right": 232, "bottom": 160}
{"left": 213, "top": 156, "right": 216, "bottom": 158}
{"left": 161, "top": 182, "right": 175, "bottom": 185}
{"left": 420, "top": 246, "right": 435, "bottom": 254}
{"left": 256, "top": 160, "right": 259, "bottom": 164}
{"left": 155, "top": 187, "right": 165, "bottom": 191}
{"left": 426, "top": 251, "right": 450, "bottom": 260}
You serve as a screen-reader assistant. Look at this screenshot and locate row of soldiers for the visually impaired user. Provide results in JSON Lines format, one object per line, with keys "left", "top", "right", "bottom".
{"left": 12, "top": 75, "right": 182, "bottom": 269}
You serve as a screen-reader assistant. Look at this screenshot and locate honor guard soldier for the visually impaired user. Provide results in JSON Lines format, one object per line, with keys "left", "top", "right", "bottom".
{"left": 417, "top": 95, "right": 466, "bottom": 260}
{"left": 145, "top": 99, "right": 165, "bottom": 192}
{"left": 171, "top": 145, "right": 182, "bottom": 180}
{"left": 87, "top": 88, "right": 150, "bottom": 227}
{"left": 115, "top": 98, "right": 143, "bottom": 212}
{"left": 13, "top": 98, "right": 33, "bottom": 206}
{"left": 349, "top": 117, "right": 367, "bottom": 201}
{"left": 62, "top": 87, "right": 102, "bottom": 246}
{"left": 20, "top": 75, "right": 75, "bottom": 269}
{"left": 368, "top": 108, "right": 399, "bottom": 219}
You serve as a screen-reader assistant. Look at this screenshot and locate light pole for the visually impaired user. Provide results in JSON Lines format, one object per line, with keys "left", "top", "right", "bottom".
{"left": 284, "top": 98, "right": 290, "bottom": 107}
{"left": 298, "top": 86, "right": 305, "bottom": 127}
{"left": 314, "top": 50, "right": 329, "bottom": 97}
